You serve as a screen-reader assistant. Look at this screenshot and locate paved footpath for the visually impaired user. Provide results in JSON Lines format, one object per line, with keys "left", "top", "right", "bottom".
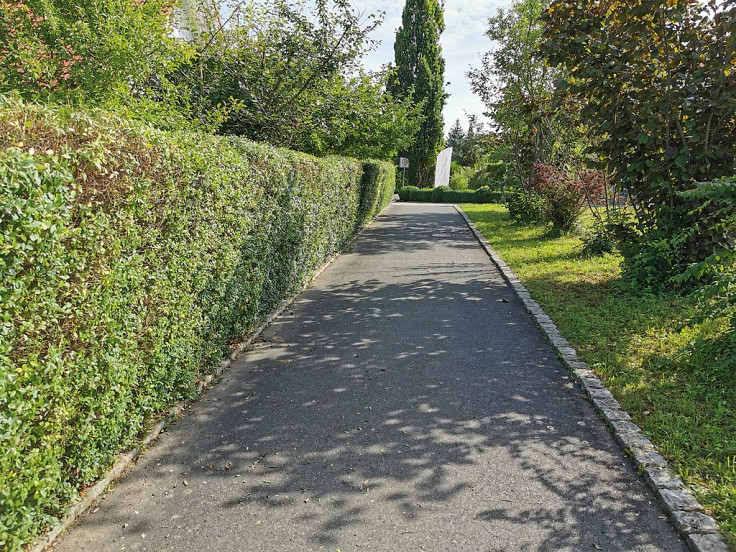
{"left": 54, "top": 204, "right": 687, "bottom": 552}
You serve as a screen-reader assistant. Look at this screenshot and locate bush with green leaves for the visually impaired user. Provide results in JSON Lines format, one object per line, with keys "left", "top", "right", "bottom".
{"left": 397, "top": 185, "right": 503, "bottom": 204}
{"left": 542, "top": 0, "right": 736, "bottom": 283}
{"left": 449, "top": 165, "right": 473, "bottom": 190}
{"left": 504, "top": 189, "right": 546, "bottom": 225}
{"left": 579, "top": 220, "right": 617, "bottom": 258}
{"left": 0, "top": 0, "right": 421, "bottom": 152}
{"left": 0, "top": 97, "right": 394, "bottom": 551}
{"left": 614, "top": 177, "right": 736, "bottom": 293}
{"left": 356, "top": 160, "right": 396, "bottom": 228}
{"left": 0, "top": 0, "right": 195, "bottom": 128}
{"left": 679, "top": 177, "right": 736, "bottom": 355}
{"left": 468, "top": 161, "right": 506, "bottom": 190}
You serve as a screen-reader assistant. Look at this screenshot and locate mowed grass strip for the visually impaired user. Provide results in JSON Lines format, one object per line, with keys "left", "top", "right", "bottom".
{"left": 461, "top": 203, "right": 736, "bottom": 548}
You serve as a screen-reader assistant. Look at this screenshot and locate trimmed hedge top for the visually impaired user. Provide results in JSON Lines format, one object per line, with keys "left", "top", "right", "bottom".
{"left": 397, "top": 185, "right": 503, "bottom": 204}
{"left": 0, "top": 96, "right": 394, "bottom": 551}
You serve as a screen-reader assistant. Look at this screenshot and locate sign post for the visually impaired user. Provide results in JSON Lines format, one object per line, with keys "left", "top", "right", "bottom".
{"left": 398, "top": 157, "right": 409, "bottom": 187}
{"left": 434, "top": 147, "right": 453, "bottom": 188}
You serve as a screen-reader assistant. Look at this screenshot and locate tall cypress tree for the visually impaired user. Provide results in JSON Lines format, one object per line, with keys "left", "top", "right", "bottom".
{"left": 389, "top": 0, "right": 447, "bottom": 188}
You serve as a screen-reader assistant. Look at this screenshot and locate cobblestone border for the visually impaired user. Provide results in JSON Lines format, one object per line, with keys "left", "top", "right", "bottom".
{"left": 454, "top": 205, "right": 731, "bottom": 552}
{"left": 31, "top": 207, "right": 393, "bottom": 552}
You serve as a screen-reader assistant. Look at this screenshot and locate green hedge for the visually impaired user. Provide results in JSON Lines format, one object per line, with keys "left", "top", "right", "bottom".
{"left": 357, "top": 160, "right": 396, "bottom": 227}
{"left": 0, "top": 97, "right": 394, "bottom": 551}
{"left": 397, "top": 185, "right": 503, "bottom": 203}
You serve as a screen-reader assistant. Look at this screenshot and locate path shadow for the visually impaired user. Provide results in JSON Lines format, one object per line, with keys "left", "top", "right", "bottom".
{"left": 67, "top": 274, "right": 685, "bottom": 551}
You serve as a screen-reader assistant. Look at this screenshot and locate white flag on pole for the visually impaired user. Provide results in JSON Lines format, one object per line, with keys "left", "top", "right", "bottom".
{"left": 434, "top": 147, "right": 453, "bottom": 188}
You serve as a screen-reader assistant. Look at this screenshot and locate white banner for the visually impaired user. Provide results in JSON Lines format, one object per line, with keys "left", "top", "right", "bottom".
{"left": 434, "top": 147, "right": 453, "bottom": 188}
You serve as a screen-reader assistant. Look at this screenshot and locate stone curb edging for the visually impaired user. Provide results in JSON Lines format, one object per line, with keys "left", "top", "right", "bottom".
{"left": 453, "top": 205, "right": 731, "bottom": 552}
{"left": 30, "top": 205, "right": 393, "bottom": 552}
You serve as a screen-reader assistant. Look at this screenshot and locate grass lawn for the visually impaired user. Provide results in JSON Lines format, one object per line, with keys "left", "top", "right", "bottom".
{"left": 461, "top": 203, "right": 736, "bottom": 548}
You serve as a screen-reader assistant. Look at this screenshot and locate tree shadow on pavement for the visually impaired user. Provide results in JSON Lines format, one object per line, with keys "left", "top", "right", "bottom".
{"left": 62, "top": 274, "right": 686, "bottom": 552}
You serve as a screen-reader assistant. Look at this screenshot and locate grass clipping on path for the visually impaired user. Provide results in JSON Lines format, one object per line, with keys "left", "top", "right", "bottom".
{"left": 462, "top": 204, "right": 736, "bottom": 548}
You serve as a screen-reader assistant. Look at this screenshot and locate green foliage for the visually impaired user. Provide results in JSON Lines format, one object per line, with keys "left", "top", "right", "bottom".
{"left": 505, "top": 189, "right": 546, "bottom": 225}
{"left": 541, "top": 0, "right": 736, "bottom": 270}
{"left": 468, "top": 161, "right": 506, "bottom": 190}
{"left": 0, "top": 0, "right": 419, "bottom": 154}
{"left": 388, "top": 0, "right": 447, "bottom": 188}
{"left": 678, "top": 176, "right": 736, "bottom": 363}
{"left": 0, "top": 0, "right": 194, "bottom": 126}
{"left": 468, "top": 0, "right": 587, "bottom": 189}
{"left": 616, "top": 227, "right": 691, "bottom": 293}
{"left": 397, "top": 185, "right": 502, "bottom": 203}
{"left": 580, "top": 220, "right": 617, "bottom": 258}
{"left": 179, "top": 0, "right": 420, "bottom": 158}
{"left": 0, "top": 97, "right": 393, "bottom": 551}
{"left": 449, "top": 174, "right": 468, "bottom": 191}
{"left": 356, "top": 160, "right": 397, "bottom": 228}
{"left": 614, "top": 176, "right": 736, "bottom": 293}
{"left": 446, "top": 119, "right": 465, "bottom": 163}
{"left": 446, "top": 115, "right": 486, "bottom": 168}
{"left": 449, "top": 164, "right": 473, "bottom": 190}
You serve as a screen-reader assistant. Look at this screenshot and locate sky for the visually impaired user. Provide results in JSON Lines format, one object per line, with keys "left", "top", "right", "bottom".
{"left": 353, "top": 0, "right": 512, "bottom": 137}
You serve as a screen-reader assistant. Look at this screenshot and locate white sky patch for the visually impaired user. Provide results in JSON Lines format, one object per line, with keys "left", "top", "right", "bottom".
{"left": 355, "top": 0, "right": 512, "bottom": 136}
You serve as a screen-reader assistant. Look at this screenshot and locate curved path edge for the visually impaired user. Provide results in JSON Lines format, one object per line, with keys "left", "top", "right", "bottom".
{"left": 29, "top": 207, "right": 395, "bottom": 552}
{"left": 454, "top": 204, "right": 731, "bottom": 552}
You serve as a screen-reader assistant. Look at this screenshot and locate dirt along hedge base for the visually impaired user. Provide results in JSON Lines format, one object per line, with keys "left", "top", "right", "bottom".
{"left": 0, "top": 96, "right": 395, "bottom": 551}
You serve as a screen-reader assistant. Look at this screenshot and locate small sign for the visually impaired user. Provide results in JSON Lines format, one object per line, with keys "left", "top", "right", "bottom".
{"left": 398, "top": 157, "right": 410, "bottom": 169}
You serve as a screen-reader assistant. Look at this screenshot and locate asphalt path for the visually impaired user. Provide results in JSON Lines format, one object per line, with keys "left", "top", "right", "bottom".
{"left": 54, "top": 203, "right": 687, "bottom": 552}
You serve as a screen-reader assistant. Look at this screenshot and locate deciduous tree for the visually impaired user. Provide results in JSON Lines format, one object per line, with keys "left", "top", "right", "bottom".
{"left": 468, "top": 0, "right": 585, "bottom": 190}
{"left": 179, "top": 0, "right": 421, "bottom": 158}
{"left": 541, "top": 0, "right": 736, "bottom": 265}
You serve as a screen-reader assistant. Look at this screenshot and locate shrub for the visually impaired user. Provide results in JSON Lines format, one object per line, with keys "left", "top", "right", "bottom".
{"left": 449, "top": 164, "right": 473, "bottom": 190}
{"left": 468, "top": 161, "right": 505, "bottom": 190}
{"left": 0, "top": 0, "right": 191, "bottom": 124}
{"left": 449, "top": 172, "right": 469, "bottom": 190}
{"left": 580, "top": 220, "right": 616, "bottom": 258}
{"left": 505, "top": 189, "right": 546, "bottom": 225}
{"left": 0, "top": 97, "right": 394, "bottom": 551}
{"left": 397, "top": 186, "right": 503, "bottom": 203}
{"left": 614, "top": 177, "right": 736, "bottom": 293}
{"left": 614, "top": 225, "right": 689, "bottom": 293}
{"left": 357, "top": 160, "right": 396, "bottom": 228}
{"left": 474, "top": 186, "right": 500, "bottom": 204}
{"left": 678, "top": 176, "right": 736, "bottom": 349}
{"left": 433, "top": 185, "right": 452, "bottom": 202}
{"left": 529, "top": 163, "right": 587, "bottom": 232}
